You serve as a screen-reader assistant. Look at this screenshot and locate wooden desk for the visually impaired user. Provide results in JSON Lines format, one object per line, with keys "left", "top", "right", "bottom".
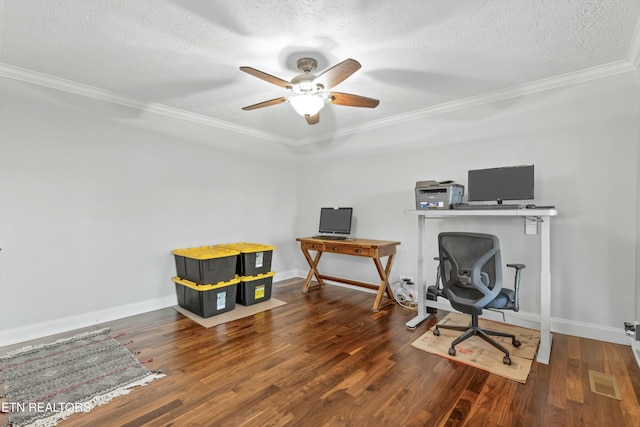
{"left": 296, "top": 237, "right": 401, "bottom": 311}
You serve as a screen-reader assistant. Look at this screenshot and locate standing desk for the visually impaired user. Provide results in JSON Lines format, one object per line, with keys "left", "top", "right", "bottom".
{"left": 296, "top": 237, "right": 401, "bottom": 312}
{"left": 405, "top": 208, "right": 558, "bottom": 364}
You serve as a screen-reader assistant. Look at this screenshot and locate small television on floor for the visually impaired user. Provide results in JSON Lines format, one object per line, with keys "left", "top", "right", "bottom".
{"left": 318, "top": 207, "right": 353, "bottom": 236}
{"left": 468, "top": 165, "right": 534, "bottom": 204}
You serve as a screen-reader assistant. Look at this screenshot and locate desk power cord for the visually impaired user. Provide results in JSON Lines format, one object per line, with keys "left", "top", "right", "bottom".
{"left": 393, "top": 278, "right": 418, "bottom": 311}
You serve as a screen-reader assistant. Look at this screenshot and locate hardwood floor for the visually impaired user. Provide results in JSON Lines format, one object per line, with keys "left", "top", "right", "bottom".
{"left": 2, "top": 278, "right": 640, "bottom": 426}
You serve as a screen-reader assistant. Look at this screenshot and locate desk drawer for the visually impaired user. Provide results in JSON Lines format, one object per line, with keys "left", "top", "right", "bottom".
{"left": 325, "top": 244, "right": 372, "bottom": 257}
{"left": 302, "top": 241, "right": 325, "bottom": 251}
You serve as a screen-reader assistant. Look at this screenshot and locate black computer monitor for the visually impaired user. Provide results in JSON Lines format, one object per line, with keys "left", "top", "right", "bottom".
{"left": 468, "top": 165, "right": 534, "bottom": 204}
{"left": 318, "top": 207, "right": 353, "bottom": 235}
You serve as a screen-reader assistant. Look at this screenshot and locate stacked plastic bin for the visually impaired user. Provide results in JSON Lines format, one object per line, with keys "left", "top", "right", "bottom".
{"left": 171, "top": 246, "right": 240, "bottom": 318}
{"left": 216, "top": 242, "right": 275, "bottom": 306}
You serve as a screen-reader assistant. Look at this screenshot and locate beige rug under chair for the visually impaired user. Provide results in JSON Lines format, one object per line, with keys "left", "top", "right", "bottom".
{"left": 411, "top": 312, "right": 540, "bottom": 383}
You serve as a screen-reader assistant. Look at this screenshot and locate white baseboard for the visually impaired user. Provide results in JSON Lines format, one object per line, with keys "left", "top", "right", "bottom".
{"left": 0, "top": 271, "right": 298, "bottom": 348}
{"left": 5, "top": 270, "right": 626, "bottom": 350}
{"left": 403, "top": 295, "right": 630, "bottom": 346}
{"left": 293, "top": 270, "right": 631, "bottom": 347}
{"left": 0, "top": 294, "right": 178, "bottom": 347}
{"left": 551, "top": 316, "right": 629, "bottom": 346}
{"left": 271, "top": 270, "right": 298, "bottom": 282}
{"left": 631, "top": 336, "right": 640, "bottom": 369}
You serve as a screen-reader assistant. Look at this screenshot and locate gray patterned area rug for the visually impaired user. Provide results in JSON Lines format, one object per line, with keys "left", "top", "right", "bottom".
{"left": 0, "top": 328, "right": 164, "bottom": 427}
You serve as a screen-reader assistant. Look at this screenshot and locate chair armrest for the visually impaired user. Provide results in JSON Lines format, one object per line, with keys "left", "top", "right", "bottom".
{"left": 506, "top": 264, "right": 526, "bottom": 311}
{"left": 507, "top": 263, "right": 526, "bottom": 270}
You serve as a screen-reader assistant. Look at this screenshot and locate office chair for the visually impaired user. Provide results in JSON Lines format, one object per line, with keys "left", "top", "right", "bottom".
{"left": 432, "top": 232, "right": 525, "bottom": 365}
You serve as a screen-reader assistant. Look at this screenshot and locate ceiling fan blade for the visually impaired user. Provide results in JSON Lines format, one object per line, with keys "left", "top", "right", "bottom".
{"left": 328, "top": 92, "right": 380, "bottom": 108}
{"left": 305, "top": 113, "right": 320, "bottom": 125}
{"left": 314, "top": 58, "right": 361, "bottom": 89}
{"left": 241, "top": 97, "right": 287, "bottom": 110}
{"left": 239, "top": 66, "right": 292, "bottom": 89}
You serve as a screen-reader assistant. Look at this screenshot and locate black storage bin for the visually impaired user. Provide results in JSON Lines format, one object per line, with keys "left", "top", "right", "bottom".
{"left": 172, "top": 246, "right": 239, "bottom": 284}
{"left": 216, "top": 242, "right": 274, "bottom": 276}
{"left": 237, "top": 272, "right": 275, "bottom": 306}
{"left": 173, "top": 276, "right": 239, "bottom": 318}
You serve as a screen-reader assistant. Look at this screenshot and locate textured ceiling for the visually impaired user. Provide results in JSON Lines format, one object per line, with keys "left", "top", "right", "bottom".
{"left": 1, "top": 0, "right": 639, "bottom": 145}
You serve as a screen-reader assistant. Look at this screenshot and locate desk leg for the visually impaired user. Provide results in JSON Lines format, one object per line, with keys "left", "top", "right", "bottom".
{"left": 407, "top": 215, "right": 432, "bottom": 329}
{"left": 371, "top": 254, "right": 397, "bottom": 312}
{"left": 537, "top": 218, "right": 552, "bottom": 364}
{"left": 301, "top": 249, "right": 325, "bottom": 293}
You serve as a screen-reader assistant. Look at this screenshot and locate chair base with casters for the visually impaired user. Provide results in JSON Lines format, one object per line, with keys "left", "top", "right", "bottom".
{"left": 433, "top": 311, "right": 521, "bottom": 365}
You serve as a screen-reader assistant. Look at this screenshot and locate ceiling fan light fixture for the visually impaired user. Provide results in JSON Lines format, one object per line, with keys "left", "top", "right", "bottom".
{"left": 289, "top": 94, "right": 325, "bottom": 117}
{"left": 240, "top": 57, "right": 378, "bottom": 125}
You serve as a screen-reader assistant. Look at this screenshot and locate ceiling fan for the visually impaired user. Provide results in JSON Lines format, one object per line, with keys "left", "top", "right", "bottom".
{"left": 239, "top": 58, "right": 379, "bottom": 125}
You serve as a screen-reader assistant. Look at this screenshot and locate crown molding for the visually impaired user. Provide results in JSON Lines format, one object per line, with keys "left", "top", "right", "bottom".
{"left": 1, "top": 56, "right": 635, "bottom": 147}
{"left": 298, "top": 59, "right": 637, "bottom": 145}
{"left": 0, "top": 64, "right": 297, "bottom": 145}
{"left": 629, "top": 16, "right": 640, "bottom": 70}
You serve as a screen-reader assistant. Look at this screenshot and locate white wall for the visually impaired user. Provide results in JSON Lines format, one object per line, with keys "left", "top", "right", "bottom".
{"left": 636, "top": 63, "right": 640, "bottom": 323}
{"left": 1, "top": 70, "right": 637, "bottom": 347}
{"left": 0, "top": 77, "right": 298, "bottom": 343}
{"left": 296, "top": 72, "right": 638, "bottom": 344}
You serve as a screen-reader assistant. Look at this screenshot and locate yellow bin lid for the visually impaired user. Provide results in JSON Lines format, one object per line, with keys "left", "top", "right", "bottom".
{"left": 172, "top": 276, "right": 240, "bottom": 290}
{"left": 216, "top": 242, "right": 275, "bottom": 253}
{"left": 171, "top": 246, "right": 240, "bottom": 260}
{"left": 239, "top": 271, "right": 276, "bottom": 282}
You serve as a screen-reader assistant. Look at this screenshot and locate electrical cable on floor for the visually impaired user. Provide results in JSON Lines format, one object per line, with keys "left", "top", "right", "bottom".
{"left": 392, "top": 278, "right": 418, "bottom": 311}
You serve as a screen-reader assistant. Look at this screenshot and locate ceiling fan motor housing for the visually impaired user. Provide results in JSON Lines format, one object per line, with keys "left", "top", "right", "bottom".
{"left": 296, "top": 57, "right": 318, "bottom": 73}
{"left": 291, "top": 58, "right": 323, "bottom": 93}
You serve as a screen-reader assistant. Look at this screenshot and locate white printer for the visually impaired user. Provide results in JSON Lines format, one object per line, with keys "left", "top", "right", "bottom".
{"left": 415, "top": 180, "right": 464, "bottom": 210}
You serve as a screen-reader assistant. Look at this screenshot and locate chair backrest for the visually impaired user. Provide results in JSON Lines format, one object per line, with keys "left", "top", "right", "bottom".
{"left": 438, "top": 232, "right": 502, "bottom": 315}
